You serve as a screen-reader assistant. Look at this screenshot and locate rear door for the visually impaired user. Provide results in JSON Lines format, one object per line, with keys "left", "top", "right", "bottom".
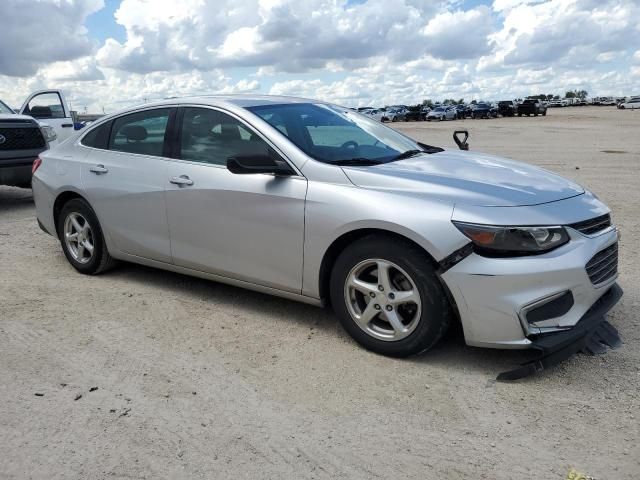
{"left": 80, "top": 107, "right": 175, "bottom": 263}
{"left": 20, "top": 91, "right": 75, "bottom": 142}
{"left": 164, "top": 106, "right": 307, "bottom": 293}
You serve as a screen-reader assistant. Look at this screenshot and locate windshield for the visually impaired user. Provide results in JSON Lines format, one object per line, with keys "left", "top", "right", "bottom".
{"left": 0, "top": 100, "right": 14, "bottom": 115}
{"left": 247, "top": 103, "right": 423, "bottom": 165}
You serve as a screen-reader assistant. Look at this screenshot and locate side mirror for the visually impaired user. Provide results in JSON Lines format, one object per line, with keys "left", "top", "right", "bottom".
{"left": 227, "top": 153, "right": 294, "bottom": 176}
{"left": 453, "top": 130, "right": 469, "bottom": 151}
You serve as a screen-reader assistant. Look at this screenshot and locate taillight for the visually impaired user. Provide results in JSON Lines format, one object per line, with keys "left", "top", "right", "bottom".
{"left": 32, "top": 157, "right": 42, "bottom": 174}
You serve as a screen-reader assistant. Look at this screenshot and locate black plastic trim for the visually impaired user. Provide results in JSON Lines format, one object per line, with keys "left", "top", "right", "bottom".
{"left": 497, "top": 283, "right": 623, "bottom": 381}
{"left": 526, "top": 291, "right": 574, "bottom": 324}
{"left": 438, "top": 243, "right": 474, "bottom": 272}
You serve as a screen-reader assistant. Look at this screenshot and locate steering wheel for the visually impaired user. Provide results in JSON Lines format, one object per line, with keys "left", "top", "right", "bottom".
{"left": 340, "top": 140, "right": 359, "bottom": 150}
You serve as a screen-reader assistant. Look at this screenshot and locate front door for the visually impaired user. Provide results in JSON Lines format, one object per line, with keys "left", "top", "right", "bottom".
{"left": 165, "top": 107, "right": 307, "bottom": 293}
{"left": 20, "top": 91, "right": 75, "bottom": 142}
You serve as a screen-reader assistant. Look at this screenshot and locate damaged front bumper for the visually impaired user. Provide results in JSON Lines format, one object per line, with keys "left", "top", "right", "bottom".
{"left": 497, "top": 283, "right": 623, "bottom": 380}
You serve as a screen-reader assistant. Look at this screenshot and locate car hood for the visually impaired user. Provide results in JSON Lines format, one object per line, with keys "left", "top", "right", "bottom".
{"left": 341, "top": 150, "right": 584, "bottom": 207}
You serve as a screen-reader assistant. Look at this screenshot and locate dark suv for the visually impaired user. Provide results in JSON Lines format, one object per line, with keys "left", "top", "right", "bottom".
{"left": 498, "top": 101, "right": 517, "bottom": 117}
{"left": 517, "top": 99, "right": 547, "bottom": 117}
{"left": 0, "top": 99, "right": 50, "bottom": 187}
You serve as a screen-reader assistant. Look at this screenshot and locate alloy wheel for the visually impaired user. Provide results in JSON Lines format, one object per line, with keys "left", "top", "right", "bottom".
{"left": 344, "top": 259, "right": 422, "bottom": 341}
{"left": 64, "top": 212, "right": 94, "bottom": 264}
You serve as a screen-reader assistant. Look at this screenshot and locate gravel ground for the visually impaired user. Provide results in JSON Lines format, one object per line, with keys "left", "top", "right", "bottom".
{"left": 1, "top": 106, "right": 638, "bottom": 479}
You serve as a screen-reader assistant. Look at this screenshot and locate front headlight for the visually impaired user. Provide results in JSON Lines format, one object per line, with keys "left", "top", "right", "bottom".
{"left": 40, "top": 125, "right": 57, "bottom": 143}
{"left": 452, "top": 222, "right": 570, "bottom": 257}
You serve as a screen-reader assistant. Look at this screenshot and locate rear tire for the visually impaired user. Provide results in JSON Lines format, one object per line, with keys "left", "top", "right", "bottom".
{"left": 330, "top": 235, "right": 453, "bottom": 357}
{"left": 57, "top": 198, "right": 116, "bottom": 275}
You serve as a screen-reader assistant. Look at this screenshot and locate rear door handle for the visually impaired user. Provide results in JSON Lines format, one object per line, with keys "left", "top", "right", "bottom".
{"left": 169, "top": 175, "right": 194, "bottom": 186}
{"left": 89, "top": 164, "right": 108, "bottom": 174}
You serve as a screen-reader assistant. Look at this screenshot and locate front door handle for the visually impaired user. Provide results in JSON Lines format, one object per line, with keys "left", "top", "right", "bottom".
{"left": 61, "top": 123, "right": 74, "bottom": 128}
{"left": 169, "top": 175, "right": 194, "bottom": 186}
{"left": 89, "top": 164, "right": 108, "bottom": 174}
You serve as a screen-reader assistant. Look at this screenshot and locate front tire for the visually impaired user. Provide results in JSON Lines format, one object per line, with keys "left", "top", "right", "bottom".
{"left": 58, "top": 198, "right": 116, "bottom": 275}
{"left": 330, "top": 235, "right": 452, "bottom": 357}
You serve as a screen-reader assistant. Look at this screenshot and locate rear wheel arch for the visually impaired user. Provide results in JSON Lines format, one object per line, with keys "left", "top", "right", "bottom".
{"left": 53, "top": 191, "right": 90, "bottom": 236}
{"left": 318, "top": 228, "right": 441, "bottom": 306}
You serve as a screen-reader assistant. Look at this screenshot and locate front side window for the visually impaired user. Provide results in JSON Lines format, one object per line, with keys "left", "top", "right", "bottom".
{"left": 109, "top": 108, "right": 171, "bottom": 157}
{"left": 247, "top": 103, "right": 420, "bottom": 165}
{"left": 179, "top": 107, "right": 271, "bottom": 166}
{"left": 24, "top": 92, "right": 65, "bottom": 119}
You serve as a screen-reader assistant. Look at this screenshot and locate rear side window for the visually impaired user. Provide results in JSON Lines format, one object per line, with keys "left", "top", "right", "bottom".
{"left": 81, "top": 121, "right": 112, "bottom": 149}
{"left": 109, "top": 108, "right": 171, "bottom": 157}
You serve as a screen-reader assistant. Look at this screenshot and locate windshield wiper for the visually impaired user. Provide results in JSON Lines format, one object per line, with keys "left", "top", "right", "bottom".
{"left": 390, "top": 149, "right": 423, "bottom": 161}
{"left": 332, "top": 158, "right": 384, "bottom": 166}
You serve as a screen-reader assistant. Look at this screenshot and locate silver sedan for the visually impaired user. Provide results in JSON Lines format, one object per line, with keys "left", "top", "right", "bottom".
{"left": 32, "top": 95, "right": 622, "bottom": 373}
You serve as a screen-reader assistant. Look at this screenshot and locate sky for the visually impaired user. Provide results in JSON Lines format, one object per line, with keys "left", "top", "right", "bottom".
{"left": 1, "top": 0, "right": 638, "bottom": 113}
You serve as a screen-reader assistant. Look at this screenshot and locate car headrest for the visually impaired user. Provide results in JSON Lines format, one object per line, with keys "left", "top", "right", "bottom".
{"left": 122, "top": 125, "right": 148, "bottom": 142}
{"left": 221, "top": 123, "right": 241, "bottom": 140}
{"left": 189, "top": 122, "right": 211, "bottom": 138}
{"left": 30, "top": 106, "right": 52, "bottom": 118}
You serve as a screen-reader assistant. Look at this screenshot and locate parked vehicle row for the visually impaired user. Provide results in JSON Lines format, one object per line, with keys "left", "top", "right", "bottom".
{"left": 360, "top": 99, "right": 550, "bottom": 123}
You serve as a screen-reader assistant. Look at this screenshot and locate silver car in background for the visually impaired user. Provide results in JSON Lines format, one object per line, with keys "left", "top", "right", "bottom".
{"left": 32, "top": 95, "right": 622, "bottom": 378}
{"left": 426, "top": 106, "right": 456, "bottom": 121}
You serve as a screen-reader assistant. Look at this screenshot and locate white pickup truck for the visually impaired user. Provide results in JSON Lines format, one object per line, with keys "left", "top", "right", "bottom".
{"left": 1, "top": 89, "right": 74, "bottom": 187}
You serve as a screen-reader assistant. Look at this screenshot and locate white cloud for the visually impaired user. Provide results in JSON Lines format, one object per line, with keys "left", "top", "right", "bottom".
{"left": 0, "top": 0, "right": 638, "bottom": 111}
{"left": 0, "top": 0, "right": 103, "bottom": 77}
{"left": 422, "top": 7, "right": 494, "bottom": 59}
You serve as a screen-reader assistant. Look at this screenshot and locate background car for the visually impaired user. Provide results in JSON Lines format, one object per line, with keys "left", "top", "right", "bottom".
{"left": 1, "top": 97, "right": 58, "bottom": 188}
{"left": 471, "top": 103, "right": 496, "bottom": 119}
{"left": 404, "top": 106, "right": 425, "bottom": 121}
{"left": 454, "top": 104, "right": 467, "bottom": 119}
{"left": 517, "top": 99, "right": 547, "bottom": 116}
{"left": 426, "top": 106, "right": 456, "bottom": 121}
{"left": 618, "top": 98, "right": 640, "bottom": 109}
{"left": 385, "top": 107, "right": 407, "bottom": 122}
{"left": 498, "top": 101, "right": 517, "bottom": 117}
{"left": 363, "top": 108, "right": 388, "bottom": 122}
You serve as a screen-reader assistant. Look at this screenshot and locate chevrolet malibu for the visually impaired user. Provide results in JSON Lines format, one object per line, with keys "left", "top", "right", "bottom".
{"left": 32, "top": 95, "right": 622, "bottom": 378}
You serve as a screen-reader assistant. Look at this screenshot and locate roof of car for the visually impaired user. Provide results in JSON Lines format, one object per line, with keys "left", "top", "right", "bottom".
{"left": 91, "top": 94, "right": 331, "bottom": 126}
{"left": 137, "top": 94, "right": 323, "bottom": 110}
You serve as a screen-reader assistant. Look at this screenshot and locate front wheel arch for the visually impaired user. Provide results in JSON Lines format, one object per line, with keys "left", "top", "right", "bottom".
{"left": 318, "top": 229, "right": 441, "bottom": 307}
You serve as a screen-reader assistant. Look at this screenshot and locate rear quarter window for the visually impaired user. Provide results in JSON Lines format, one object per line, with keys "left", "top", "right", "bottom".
{"left": 81, "top": 121, "right": 112, "bottom": 150}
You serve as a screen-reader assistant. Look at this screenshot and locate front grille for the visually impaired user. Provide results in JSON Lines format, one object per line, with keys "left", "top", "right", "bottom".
{"left": 586, "top": 243, "right": 618, "bottom": 285}
{"left": 0, "top": 127, "right": 46, "bottom": 150}
{"left": 569, "top": 214, "right": 612, "bottom": 235}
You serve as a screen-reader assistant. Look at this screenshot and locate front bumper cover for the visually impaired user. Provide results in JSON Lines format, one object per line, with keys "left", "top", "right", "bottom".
{"left": 497, "top": 283, "right": 623, "bottom": 381}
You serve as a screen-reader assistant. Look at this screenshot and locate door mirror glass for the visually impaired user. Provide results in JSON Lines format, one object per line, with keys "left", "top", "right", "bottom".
{"left": 25, "top": 92, "right": 65, "bottom": 119}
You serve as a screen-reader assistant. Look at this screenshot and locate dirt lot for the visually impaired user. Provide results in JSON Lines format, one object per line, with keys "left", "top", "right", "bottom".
{"left": 1, "top": 106, "right": 638, "bottom": 479}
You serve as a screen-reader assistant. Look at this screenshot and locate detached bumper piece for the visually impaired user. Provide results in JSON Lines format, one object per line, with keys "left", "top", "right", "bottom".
{"left": 497, "top": 283, "right": 623, "bottom": 381}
